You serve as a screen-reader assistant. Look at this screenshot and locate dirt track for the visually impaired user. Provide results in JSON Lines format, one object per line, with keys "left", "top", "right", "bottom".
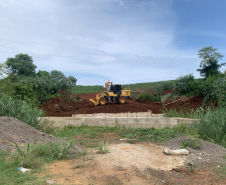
{"left": 40, "top": 91, "right": 203, "bottom": 117}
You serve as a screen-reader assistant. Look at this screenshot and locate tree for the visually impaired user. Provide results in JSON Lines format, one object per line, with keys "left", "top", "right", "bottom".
{"left": 5, "top": 54, "right": 37, "bottom": 77}
{"left": 0, "top": 63, "right": 7, "bottom": 78}
{"left": 197, "top": 46, "right": 225, "bottom": 78}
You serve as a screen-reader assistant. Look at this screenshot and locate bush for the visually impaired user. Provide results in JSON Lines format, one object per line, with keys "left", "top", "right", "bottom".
{"left": 212, "top": 76, "right": 226, "bottom": 107}
{"left": 151, "top": 82, "right": 174, "bottom": 95}
{"left": 175, "top": 74, "right": 194, "bottom": 95}
{"left": 0, "top": 79, "right": 15, "bottom": 95}
{"left": 136, "top": 92, "right": 160, "bottom": 102}
{"left": 0, "top": 94, "right": 44, "bottom": 128}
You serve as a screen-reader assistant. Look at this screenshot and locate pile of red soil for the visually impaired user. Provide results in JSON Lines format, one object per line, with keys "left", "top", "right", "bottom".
{"left": 39, "top": 90, "right": 203, "bottom": 117}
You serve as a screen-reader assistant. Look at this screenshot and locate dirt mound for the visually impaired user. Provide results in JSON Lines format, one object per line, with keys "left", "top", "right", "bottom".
{"left": 162, "top": 136, "right": 226, "bottom": 168}
{"left": 0, "top": 117, "right": 61, "bottom": 151}
{"left": 40, "top": 91, "right": 203, "bottom": 117}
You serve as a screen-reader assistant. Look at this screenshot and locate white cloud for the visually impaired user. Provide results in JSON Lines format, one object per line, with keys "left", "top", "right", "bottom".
{"left": 0, "top": 0, "right": 200, "bottom": 85}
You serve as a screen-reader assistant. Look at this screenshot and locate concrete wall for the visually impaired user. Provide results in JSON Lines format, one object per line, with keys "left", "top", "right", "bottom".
{"left": 39, "top": 117, "right": 196, "bottom": 129}
{"left": 72, "top": 112, "right": 163, "bottom": 118}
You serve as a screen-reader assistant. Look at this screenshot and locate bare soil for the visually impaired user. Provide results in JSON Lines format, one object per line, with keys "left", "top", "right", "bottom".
{"left": 43, "top": 137, "right": 226, "bottom": 185}
{"left": 40, "top": 90, "right": 203, "bottom": 117}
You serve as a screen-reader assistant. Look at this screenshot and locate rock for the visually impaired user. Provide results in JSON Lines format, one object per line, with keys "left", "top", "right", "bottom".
{"left": 46, "top": 179, "right": 55, "bottom": 184}
{"left": 164, "top": 148, "right": 189, "bottom": 155}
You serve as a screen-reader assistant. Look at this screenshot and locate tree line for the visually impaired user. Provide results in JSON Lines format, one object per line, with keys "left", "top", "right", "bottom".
{"left": 0, "top": 54, "right": 77, "bottom": 104}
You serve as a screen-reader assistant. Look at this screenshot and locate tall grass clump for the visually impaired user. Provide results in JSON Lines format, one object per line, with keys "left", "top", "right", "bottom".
{"left": 136, "top": 92, "right": 160, "bottom": 102}
{"left": 194, "top": 107, "right": 226, "bottom": 146}
{"left": 0, "top": 94, "right": 44, "bottom": 128}
{"left": 163, "top": 108, "right": 200, "bottom": 118}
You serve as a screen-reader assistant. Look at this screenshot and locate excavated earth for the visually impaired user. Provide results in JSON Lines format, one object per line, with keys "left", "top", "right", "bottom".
{"left": 40, "top": 90, "right": 203, "bottom": 117}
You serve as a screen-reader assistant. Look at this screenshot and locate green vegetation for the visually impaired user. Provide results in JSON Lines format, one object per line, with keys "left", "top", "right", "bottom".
{"left": 194, "top": 107, "right": 226, "bottom": 146}
{"left": 0, "top": 94, "right": 44, "bottom": 128}
{"left": 50, "top": 124, "right": 197, "bottom": 143}
{"left": 6, "top": 54, "right": 37, "bottom": 78}
{"left": 0, "top": 141, "right": 79, "bottom": 185}
{"left": 197, "top": 46, "right": 225, "bottom": 78}
{"left": 96, "top": 140, "right": 109, "bottom": 154}
{"left": 72, "top": 85, "right": 104, "bottom": 94}
{"left": 124, "top": 80, "right": 176, "bottom": 91}
{"left": 136, "top": 92, "right": 160, "bottom": 102}
{"left": 49, "top": 142, "right": 76, "bottom": 160}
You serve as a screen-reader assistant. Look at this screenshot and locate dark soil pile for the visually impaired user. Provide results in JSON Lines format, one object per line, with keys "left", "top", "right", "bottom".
{"left": 40, "top": 91, "right": 203, "bottom": 117}
{"left": 162, "top": 136, "right": 226, "bottom": 168}
{"left": 0, "top": 117, "right": 61, "bottom": 151}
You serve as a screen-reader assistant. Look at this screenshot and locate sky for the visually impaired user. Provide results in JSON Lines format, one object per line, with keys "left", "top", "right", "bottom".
{"left": 0, "top": 0, "right": 226, "bottom": 85}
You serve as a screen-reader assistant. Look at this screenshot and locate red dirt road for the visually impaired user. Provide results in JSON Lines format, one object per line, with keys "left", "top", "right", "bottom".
{"left": 40, "top": 91, "right": 203, "bottom": 117}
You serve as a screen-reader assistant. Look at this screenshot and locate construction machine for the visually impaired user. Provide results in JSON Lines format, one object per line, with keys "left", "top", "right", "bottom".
{"left": 90, "top": 82, "right": 132, "bottom": 106}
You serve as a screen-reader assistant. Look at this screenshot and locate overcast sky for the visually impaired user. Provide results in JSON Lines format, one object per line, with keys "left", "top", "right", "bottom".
{"left": 1, "top": 0, "right": 226, "bottom": 85}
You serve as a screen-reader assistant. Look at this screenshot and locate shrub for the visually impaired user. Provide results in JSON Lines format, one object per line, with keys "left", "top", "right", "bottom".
{"left": 136, "top": 92, "right": 160, "bottom": 102}
{"left": 175, "top": 74, "right": 194, "bottom": 95}
{"left": 151, "top": 82, "right": 174, "bottom": 95}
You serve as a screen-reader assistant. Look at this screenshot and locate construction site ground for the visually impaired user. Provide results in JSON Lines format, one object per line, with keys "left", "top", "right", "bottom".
{"left": 40, "top": 90, "right": 203, "bottom": 117}
{"left": 41, "top": 135, "right": 226, "bottom": 185}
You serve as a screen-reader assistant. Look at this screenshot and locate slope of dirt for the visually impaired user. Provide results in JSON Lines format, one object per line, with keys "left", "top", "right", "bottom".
{"left": 0, "top": 117, "right": 61, "bottom": 151}
{"left": 40, "top": 91, "right": 203, "bottom": 117}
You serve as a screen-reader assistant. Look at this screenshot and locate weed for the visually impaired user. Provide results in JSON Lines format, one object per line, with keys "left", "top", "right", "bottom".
{"left": 96, "top": 140, "right": 109, "bottom": 154}
{"left": 77, "top": 149, "right": 88, "bottom": 157}
{"left": 49, "top": 142, "right": 76, "bottom": 160}
{"left": 181, "top": 141, "right": 189, "bottom": 149}
{"left": 184, "top": 163, "right": 197, "bottom": 173}
{"left": 187, "top": 135, "right": 203, "bottom": 149}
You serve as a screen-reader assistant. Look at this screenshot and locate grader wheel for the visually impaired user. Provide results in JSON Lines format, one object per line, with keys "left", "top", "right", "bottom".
{"left": 118, "top": 96, "right": 126, "bottom": 104}
{"left": 99, "top": 97, "right": 107, "bottom": 105}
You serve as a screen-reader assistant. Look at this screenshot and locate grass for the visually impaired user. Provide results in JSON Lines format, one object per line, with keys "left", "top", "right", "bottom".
{"left": 96, "top": 140, "right": 109, "bottom": 154}
{"left": 0, "top": 141, "right": 80, "bottom": 185}
{"left": 0, "top": 94, "right": 45, "bottom": 128}
{"left": 72, "top": 85, "right": 104, "bottom": 94}
{"left": 194, "top": 107, "right": 226, "bottom": 147}
{"left": 124, "top": 80, "right": 176, "bottom": 91}
{"left": 49, "top": 124, "right": 197, "bottom": 143}
{"left": 163, "top": 108, "right": 201, "bottom": 118}
{"left": 0, "top": 152, "right": 42, "bottom": 185}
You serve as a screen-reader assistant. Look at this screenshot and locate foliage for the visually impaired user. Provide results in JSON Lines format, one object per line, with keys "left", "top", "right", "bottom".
{"left": 175, "top": 74, "right": 194, "bottom": 95}
{"left": 14, "top": 143, "right": 42, "bottom": 168}
{"left": 49, "top": 142, "right": 76, "bottom": 160}
{"left": 5, "top": 54, "right": 37, "bottom": 78}
{"left": 14, "top": 70, "right": 77, "bottom": 104}
{"left": 197, "top": 46, "right": 225, "bottom": 78}
{"left": 0, "top": 94, "right": 44, "bottom": 128}
{"left": 186, "top": 135, "right": 203, "bottom": 149}
{"left": 212, "top": 76, "right": 226, "bottom": 107}
{"left": 163, "top": 108, "right": 200, "bottom": 118}
{"left": 194, "top": 107, "right": 226, "bottom": 146}
{"left": 136, "top": 92, "right": 160, "bottom": 102}
{"left": 184, "top": 163, "right": 197, "bottom": 173}
{"left": 0, "top": 79, "right": 16, "bottom": 95}
{"left": 151, "top": 82, "right": 175, "bottom": 95}
{"left": 96, "top": 140, "right": 109, "bottom": 154}
{"left": 0, "top": 62, "right": 7, "bottom": 78}
{"left": 181, "top": 141, "right": 188, "bottom": 149}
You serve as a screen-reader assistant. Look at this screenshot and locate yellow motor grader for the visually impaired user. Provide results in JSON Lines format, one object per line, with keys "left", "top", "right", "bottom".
{"left": 90, "top": 84, "right": 132, "bottom": 106}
